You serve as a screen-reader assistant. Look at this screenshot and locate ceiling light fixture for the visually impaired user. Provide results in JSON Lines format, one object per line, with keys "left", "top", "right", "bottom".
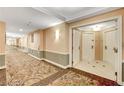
{"left": 19, "top": 28, "right": 23, "bottom": 32}
{"left": 27, "top": 21, "right": 32, "bottom": 26}
{"left": 92, "top": 25, "right": 101, "bottom": 31}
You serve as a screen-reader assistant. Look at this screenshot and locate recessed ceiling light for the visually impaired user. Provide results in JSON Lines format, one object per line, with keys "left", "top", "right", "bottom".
{"left": 19, "top": 29, "right": 23, "bottom": 32}
{"left": 92, "top": 25, "right": 102, "bottom": 31}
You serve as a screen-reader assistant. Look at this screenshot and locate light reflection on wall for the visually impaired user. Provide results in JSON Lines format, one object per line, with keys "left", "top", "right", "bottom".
{"left": 55, "top": 29, "right": 61, "bottom": 41}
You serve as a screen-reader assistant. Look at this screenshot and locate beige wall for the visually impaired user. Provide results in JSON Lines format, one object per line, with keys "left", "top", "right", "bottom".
{"left": 69, "top": 8, "right": 124, "bottom": 59}
{"left": 95, "top": 31, "right": 103, "bottom": 60}
{"left": 0, "top": 21, "right": 5, "bottom": 53}
{"left": 19, "top": 23, "right": 69, "bottom": 54}
{"left": 20, "top": 35, "right": 28, "bottom": 48}
{"left": 39, "top": 30, "right": 44, "bottom": 51}
{"left": 27, "top": 30, "right": 43, "bottom": 51}
{"left": 43, "top": 23, "right": 69, "bottom": 54}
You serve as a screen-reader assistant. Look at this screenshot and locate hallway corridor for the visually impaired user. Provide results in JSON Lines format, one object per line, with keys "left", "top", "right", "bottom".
{"left": 0, "top": 7, "right": 123, "bottom": 86}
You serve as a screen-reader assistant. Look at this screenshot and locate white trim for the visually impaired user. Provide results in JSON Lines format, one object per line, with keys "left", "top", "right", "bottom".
{"left": 117, "top": 16, "right": 123, "bottom": 85}
{"left": 28, "top": 53, "right": 42, "bottom": 60}
{"left": 33, "top": 7, "right": 121, "bottom": 23}
{"left": 95, "top": 60, "right": 103, "bottom": 63}
{"left": 25, "top": 48, "right": 69, "bottom": 55}
{"left": 0, "top": 53, "right": 5, "bottom": 55}
{"left": 28, "top": 48, "right": 40, "bottom": 51}
{"left": 0, "top": 66, "right": 6, "bottom": 69}
{"left": 45, "top": 50, "right": 69, "bottom": 55}
{"left": 70, "top": 16, "right": 122, "bottom": 28}
{"left": 42, "top": 58, "right": 70, "bottom": 69}
{"left": 33, "top": 7, "right": 66, "bottom": 21}
{"left": 69, "top": 16, "right": 123, "bottom": 85}
{"left": 69, "top": 27, "right": 73, "bottom": 67}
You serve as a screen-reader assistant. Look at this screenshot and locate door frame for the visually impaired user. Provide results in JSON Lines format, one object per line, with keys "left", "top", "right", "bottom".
{"left": 72, "top": 29, "right": 81, "bottom": 66}
{"left": 69, "top": 16, "right": 122, "bottom": 85}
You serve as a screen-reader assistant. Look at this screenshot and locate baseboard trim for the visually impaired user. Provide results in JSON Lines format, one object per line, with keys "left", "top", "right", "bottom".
{"left": 0, "top": 53, "right": 5, "bottom": 55}
{"left": 18, "top": 48, "right": 28, "bottom": 53}
{"left": 95, "top": 60, "right": 103, "bottom": 62}
{"left": 42, "top": 58, "right": 69, "bottom": 69}
{"left": 0, "top": 66, "right": 6, "bottom": 69}
{"left": 28, "top": 54, "right": 42, "bottom": 60}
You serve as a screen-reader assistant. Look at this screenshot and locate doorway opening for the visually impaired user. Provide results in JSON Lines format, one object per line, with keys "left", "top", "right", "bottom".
{"left": 71, "top": 16, "right": 122, "bottom": 85}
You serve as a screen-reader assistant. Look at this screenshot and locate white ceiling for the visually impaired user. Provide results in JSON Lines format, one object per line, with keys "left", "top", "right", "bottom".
{"left": 0, "top": 7, "right": 63, "bottom": 37}
{"left": 34, "top": 7, "right": 120, "bottom": 22}
{"left": 0, "top": 7, "right": 121, "bottom": 38}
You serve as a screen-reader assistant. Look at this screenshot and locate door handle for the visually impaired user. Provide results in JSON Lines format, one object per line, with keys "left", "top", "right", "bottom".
{"left": 91, "top": 45, "right": 94, "bottom": 49}
{"left": 105, "top": 45, "right": 107, "bottom": 50}
{"left": 79, "top": 46, "right": 80, "bottom": 50}
{"left": 113, "top": 47, "right": 118, "bottom": 53}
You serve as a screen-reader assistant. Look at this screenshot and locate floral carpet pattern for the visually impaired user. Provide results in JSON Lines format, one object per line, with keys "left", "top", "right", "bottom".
{"left": 49, "top": 71, "right": 99, "bottom": 86}
{"left": 3, "top": 46, "right": 118, "bottom": 86}
{"left": 0, "top": 69, "right": 6, "bottom": 86}
{"left": 6, "top": 46, "right": 61, "bottom": 86}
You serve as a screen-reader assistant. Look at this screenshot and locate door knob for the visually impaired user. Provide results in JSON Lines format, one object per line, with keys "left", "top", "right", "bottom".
{"left": 113, "top": 47, "right": 118, "bottom": 53}
{"left": 79, "top": 46, "right": 80, "bottom": 50}
{"left": 91, "top": 45, "right": 94, "bottom": 49}
{"left": 105, "top": 45, "right": 107, "bottom": 50}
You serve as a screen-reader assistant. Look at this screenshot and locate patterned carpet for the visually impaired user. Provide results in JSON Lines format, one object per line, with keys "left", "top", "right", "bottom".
{"left": 0, "top": 69, "right": 6, "bottom": 85}
{"left": 0, "top": 46, "right": 118, "bottom": 86}
{"left": 5, "top": 46, "right": 61, "bottom": 86}
{"left": 32, "top": 67, "right": 118, "bottom": 86}
{"left": 48, "top": 70, "right": 99, "bottom": 86}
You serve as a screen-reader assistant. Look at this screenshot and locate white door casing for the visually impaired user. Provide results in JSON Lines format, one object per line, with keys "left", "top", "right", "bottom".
{"left": 72, "top": 29, "right": 81, "bottom": 66}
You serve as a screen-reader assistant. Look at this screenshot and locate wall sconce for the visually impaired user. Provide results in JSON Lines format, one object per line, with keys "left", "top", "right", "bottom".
{"left": 55, "top": 30, "right": 60, "bottom": 41}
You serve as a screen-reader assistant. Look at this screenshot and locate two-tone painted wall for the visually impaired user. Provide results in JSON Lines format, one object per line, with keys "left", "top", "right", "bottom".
{"left": 18, "top": 23, "right": 69, "bottom": 68}
{"left": 27, "top": 30, "right": 44, "bottom": 59}
{"left": 0, "top": 21, "right": 5, "bottom": 68}
{"left": 43, "top": 23, "right": 69, "bottom": 67}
